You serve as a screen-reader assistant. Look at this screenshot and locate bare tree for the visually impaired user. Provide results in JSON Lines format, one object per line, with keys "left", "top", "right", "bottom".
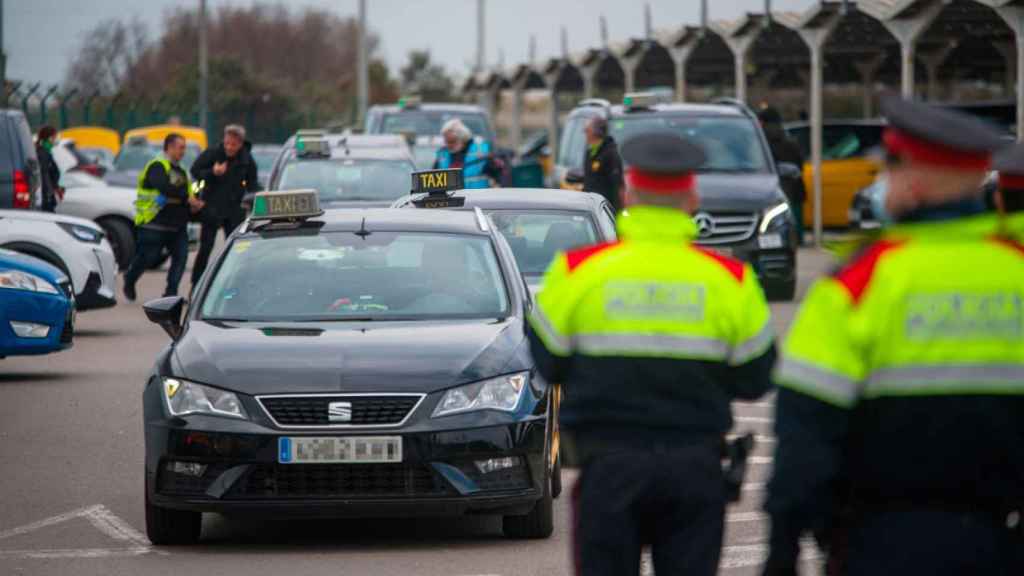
{"left": 64, "top": 17, "right": 150, "bottom": 96}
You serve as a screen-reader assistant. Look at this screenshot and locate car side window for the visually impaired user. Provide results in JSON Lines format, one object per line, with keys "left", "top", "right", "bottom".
{"left": 557, "top": 116, "right": 588, "bottom": 170}
{"left": 598, "top": 204, "right": 617, "bottom": 239}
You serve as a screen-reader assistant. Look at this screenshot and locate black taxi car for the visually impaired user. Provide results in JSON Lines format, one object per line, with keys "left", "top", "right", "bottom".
{"left": 394, "top": 187, "right": 617, "bottom": 292}
{"left": 142, "top": 180, "right": 554, "bottom": 545}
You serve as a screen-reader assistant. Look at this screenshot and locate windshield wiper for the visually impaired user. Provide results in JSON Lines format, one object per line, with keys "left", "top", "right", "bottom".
{"left": 294, "top": 316, "right": 380, "bottom": 322}
{"left": 202, "top": 317, "right": 252, "bottom": 323}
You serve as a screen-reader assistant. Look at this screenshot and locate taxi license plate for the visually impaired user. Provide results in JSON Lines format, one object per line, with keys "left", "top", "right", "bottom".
{"left": 278, "top": 436, "right": 402, "bottom": 464}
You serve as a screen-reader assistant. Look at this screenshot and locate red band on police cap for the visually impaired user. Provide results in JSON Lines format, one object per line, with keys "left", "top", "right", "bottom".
{"left": 883, "top": 128, "right": 991, "bottom": 171}
{"left": 624, "top": 167, "right": 695, "bottom": 195}
{"left": 998, "top": 173, "right": 1024, "bottom": 191}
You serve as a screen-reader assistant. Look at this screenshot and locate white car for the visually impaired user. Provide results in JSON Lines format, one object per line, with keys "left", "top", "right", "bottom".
{"left": 56, "top": 171, "right": 199, "bottom": 270}
{"left": 0, "top": 209, "right": 118, "bottom": 311}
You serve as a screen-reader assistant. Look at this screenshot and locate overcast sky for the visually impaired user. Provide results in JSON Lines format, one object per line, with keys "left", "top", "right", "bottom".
{"left": 5, "top": 0, "right": 814, "bottom": 86}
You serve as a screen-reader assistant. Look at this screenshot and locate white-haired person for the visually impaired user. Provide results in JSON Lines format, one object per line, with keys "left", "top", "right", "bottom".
{"left": 434, "top": 118, "right": 503, "bottom": 188}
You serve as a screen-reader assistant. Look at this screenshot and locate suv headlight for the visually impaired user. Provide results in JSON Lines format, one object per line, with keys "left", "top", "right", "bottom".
{"left": 0, "top": 270, "right": 60, "bottom": 294}
{"left": 759, "top": 202, "right": 791, "bottom": 234}
{"left": 162, "top": 377, "right": 247, "bottom": 419}
{"left": 58, "top": 222, "right": 104, "bottom": 244}
{"left": 432, "top": 373, "right": 529, "bottom": 418}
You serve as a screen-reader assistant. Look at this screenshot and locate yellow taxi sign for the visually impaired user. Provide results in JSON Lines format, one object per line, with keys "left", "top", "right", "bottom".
{"left": 411, "top": 169, "right": 464, "bottom": 195}
{"left": 250, "top": 189, "right": 323, "bottom": 221}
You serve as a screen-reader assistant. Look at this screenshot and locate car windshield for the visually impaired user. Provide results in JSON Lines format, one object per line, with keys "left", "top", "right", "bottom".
{"left": 251, "top": 148, "right": 280, "bottom": 176}
{"left": 114, "top": 144, "right": 200, "bottom": 171}
{"left": 412, "top": 145, "right": 437, "bottom": 170}
{"left": 380, "top": 111, "right": 493, "bottom": 141}
{"left": 486, "top": 210, "right": 598, "bottom": 275}
{"left": 277, "top": 158, "right": 414, "bottom": 202}
{"left": 611, "top": 116, "right": 770, "bottom": 173}
{"left": 201, "top": 232, "right": 509, "bottom": 321}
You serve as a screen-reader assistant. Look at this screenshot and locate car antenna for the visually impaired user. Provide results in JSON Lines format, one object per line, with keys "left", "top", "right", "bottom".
{"left": 355, "top": 217, "right": 371, "bottom": 238}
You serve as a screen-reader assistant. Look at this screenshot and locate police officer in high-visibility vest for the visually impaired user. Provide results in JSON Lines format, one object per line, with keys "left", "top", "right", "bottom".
{"left": 763, "top": 94, "right": 1023, "bottom": 576}
{"left": 123, "top": 133, "right": 204, "bottom": 301}
{"left": 528, "top": 132, "right": 776, "bottom": 576}
{"left": 434, "top": 118, "right": 501, "bottom": 188}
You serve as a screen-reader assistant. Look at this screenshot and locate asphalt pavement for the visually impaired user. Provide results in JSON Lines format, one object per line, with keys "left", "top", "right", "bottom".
{"left": 0, "top": 247, "right": 835, "bottom": 576}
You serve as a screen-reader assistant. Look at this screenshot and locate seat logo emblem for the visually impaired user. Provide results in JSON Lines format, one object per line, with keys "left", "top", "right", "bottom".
{"left": 328, "top": 401, "right": 353, "bottom": 422}
{"left": 694, "top": 213, "right": 715, "bottom": 239}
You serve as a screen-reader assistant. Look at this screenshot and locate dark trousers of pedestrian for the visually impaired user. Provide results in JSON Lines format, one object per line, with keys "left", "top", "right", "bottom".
{"left": 191, "top": 214, "right": 243, "bottom": 287}
{"left": 124, "top": 226, "right": 189, "bottom": 297}
{"left": 843, "top": 509, "right": 1023, "bottom": 576}
{"left": 572, "top": 442, "right": 725, "bottom": 576}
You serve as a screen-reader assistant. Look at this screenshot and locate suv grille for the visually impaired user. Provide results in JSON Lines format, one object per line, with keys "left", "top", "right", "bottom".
{"left": 228, "top": 464, "right": 451, "bottom": 499}
{"left": 693, "top": 212, "right": 758, "bottom": 245}
{"left": 258, "top": 395, "right": 422, "bottom": 427}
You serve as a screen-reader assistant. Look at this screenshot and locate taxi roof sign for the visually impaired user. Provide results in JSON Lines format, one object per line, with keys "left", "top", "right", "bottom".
{"left": 410, "top": 169, "right": 465, "bottom": 208}
{"left": 623, "top": 91, "right": 671, "bottom": 109}
{"left": 398, "top": 96, "right": 422, "bottom": 109}
{"left": 411, "top": 169, "right": 463, "bottom": 195}
{"left": 250, "top": 189, "right": 324, "bottom": 221}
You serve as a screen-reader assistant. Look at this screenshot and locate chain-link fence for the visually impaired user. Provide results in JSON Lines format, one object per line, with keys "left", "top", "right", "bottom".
{"left": 3, "top": 82, "right": 340, "bottom": 145}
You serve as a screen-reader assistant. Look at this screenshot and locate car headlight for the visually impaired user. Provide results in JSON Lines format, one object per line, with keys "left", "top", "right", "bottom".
{"left": 432, "top": 373, "right": 529, "bottom": 418}
{"left": 759, "top": 202, "right": 791, "bottom": 234}
{"left": 58, "top": 222, "right": 104, "bottom": 244}
{"left": 0, "top": 270, "right": 60, "bottom": 294}
{"left": 162, "top": 377, "right": 247, "bottom": 419}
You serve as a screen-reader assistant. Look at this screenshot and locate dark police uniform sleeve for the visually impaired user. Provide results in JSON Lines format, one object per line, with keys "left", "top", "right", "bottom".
{"left": 145, "top": 161, "right": 187, "bottom": 201}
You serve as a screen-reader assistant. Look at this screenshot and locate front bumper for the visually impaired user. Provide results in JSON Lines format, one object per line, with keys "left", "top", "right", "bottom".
{"left": 145, "top": 405, "right": 548, "bottom": 518}
{"left": 0, "top": 290, "right": 74, "bottom": 357}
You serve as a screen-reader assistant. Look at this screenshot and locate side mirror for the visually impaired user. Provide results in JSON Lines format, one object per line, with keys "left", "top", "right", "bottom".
{"left": 144, "top": 296, "right": 186, "bottom": 340}
{"left": 565, "top": 168, "right": 584, "bottom": 185}
{"left": 776, "top": 162, "right": 802, "bottom": 180}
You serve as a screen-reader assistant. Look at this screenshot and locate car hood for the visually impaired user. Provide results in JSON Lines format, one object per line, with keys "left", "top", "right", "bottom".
{"left": 171, "top": 317, "right": 528, "bottom": 395}
{"left": 104, "top": 170, "right": 141, "bottom": 188}
{"left": 58, "top": 185, "right": 135, "bottom": 220}
{"left": 0, "top": 208, "right": 103, "bottom": 230}
{"left": 695, "top": 173, "right": 786, "bottom": 212}
{"left": 0, "top": 249, "right": 67, "bottom": 284}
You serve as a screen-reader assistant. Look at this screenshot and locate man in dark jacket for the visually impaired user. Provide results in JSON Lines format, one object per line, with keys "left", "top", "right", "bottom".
{"left": 759, "top": 107, "right": 806, "bottom": 243}
{"left": 189, "top": 124, "right": 259, "bottom": 288}
{"left": 35, "top": 126, "right": 62, "bottom": 212}
{"left": 582, "top": 116, "right": 624, "bottom": 213}
{"left": 123, "top": 134, "right": 202, "bottom": 301}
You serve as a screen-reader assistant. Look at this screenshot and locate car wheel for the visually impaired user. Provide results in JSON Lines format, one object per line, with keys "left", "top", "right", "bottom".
{"left": 145, "top": 488, "right": 201, "bottom": 545}
{"left": 97, "top": 218, "right": 135, "bottom": 271}
{"left": 551, "top": 454, "right": 563, "bottom": 499}
{"left": 766, "top": 278, "right": 797, "bottom": 302}
{"left": 502, "top": 472, "right": 554, "bottom": 539}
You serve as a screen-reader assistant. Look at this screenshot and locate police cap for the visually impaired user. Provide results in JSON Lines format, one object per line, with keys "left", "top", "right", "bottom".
{"left": 880, "top": 93, "right": 1005, "bottom": 170}
{"left": 621, "top": 132, "right": 706, "bottom": 195}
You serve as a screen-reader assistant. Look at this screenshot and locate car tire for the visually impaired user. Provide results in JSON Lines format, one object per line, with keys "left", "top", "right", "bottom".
{"left": 97, "top": 217, "right": 135, "bottom": 271}
{"left": 766, "top": 278, "right": 797, "bottom": 302}
{"left": 502, "top": 473, "right": 554, "bottom": 540}
{"left": 551, "top": 454, "right": 563, "bottom": 499}
{"left": 145, "top": 489, "right": 201, "bottom": 545}
{"left": 148, "top": 248, "right": 171, "bottom": 271}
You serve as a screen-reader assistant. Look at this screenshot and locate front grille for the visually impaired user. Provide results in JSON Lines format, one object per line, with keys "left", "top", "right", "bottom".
{"left": 229, "top": 464, "right": 451, "bottom": 499}
{"left": 694, "top": 212, "right": 758, "bottom": 245}
{"left": 59, "top": 315, "right": 74, "bottom": 344}
{"left": 258, "top": 395, "right": 422, "bottom": 427}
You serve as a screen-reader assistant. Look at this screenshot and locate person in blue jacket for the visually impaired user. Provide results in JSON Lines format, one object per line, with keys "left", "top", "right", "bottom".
{"left": 433, "top": 118, "right": 503, "bottom": 188}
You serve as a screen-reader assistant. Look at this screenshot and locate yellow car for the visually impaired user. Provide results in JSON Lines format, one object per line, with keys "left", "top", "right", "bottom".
{"left": 124, "top": 124, "right": 208, "bottom": 150}
{"left": 785, "top": 120, "right": 885, "bottom": 228}
{"left": 59, "top": 126, "right": 121, "bottom": 155}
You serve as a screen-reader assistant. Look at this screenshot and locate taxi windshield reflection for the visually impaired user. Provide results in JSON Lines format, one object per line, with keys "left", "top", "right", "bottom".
{"left": 200, "top": 232, "right": 510, "bottom": 322}
{"left": 486, "top": 210, "right": 598, "bottom": 276}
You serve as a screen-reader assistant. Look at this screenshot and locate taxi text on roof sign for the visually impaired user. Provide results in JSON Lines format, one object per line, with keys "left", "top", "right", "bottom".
{"left": 412, "top": 169, "right": 464, "bottom": 195}
{"left": 250, "top": 189, "right": 324, "bottom": 220}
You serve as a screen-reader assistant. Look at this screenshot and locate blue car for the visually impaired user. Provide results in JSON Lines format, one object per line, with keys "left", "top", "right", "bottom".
{"left": 0, "top": 248, "right": 75, "bottom": 358}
